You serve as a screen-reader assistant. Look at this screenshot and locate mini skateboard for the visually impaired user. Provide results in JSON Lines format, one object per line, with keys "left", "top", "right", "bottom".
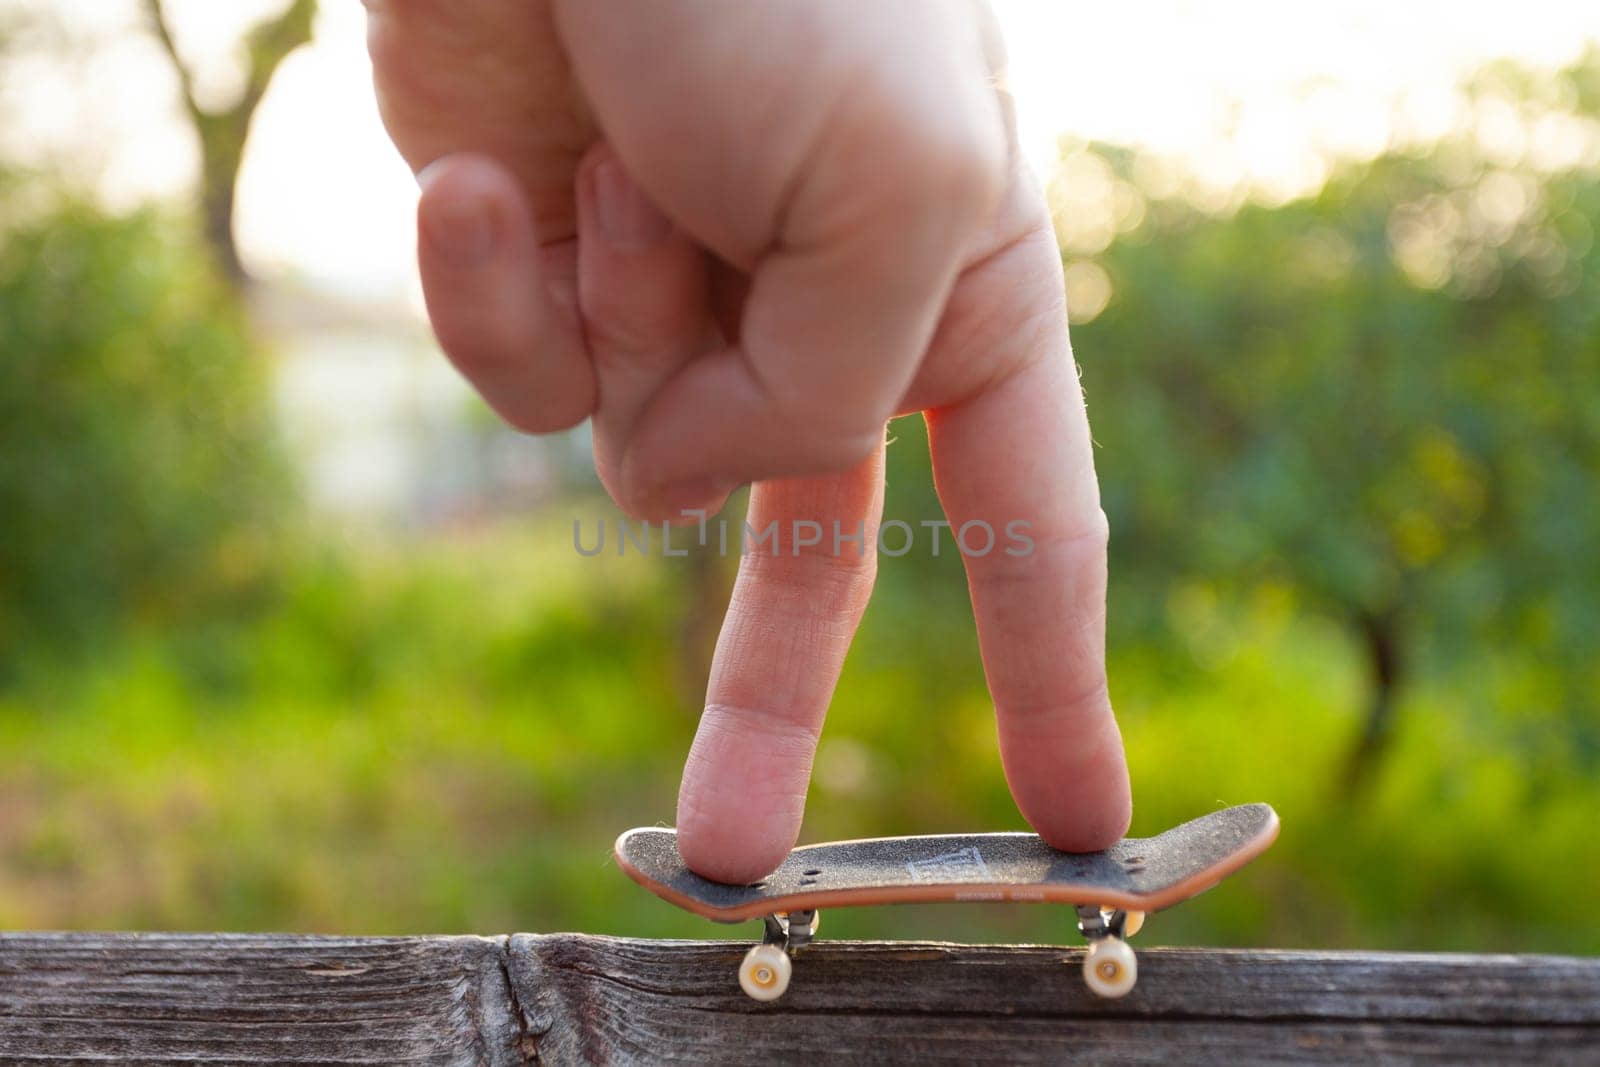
{"left": 615, "top": 802, "right": 1278, "bottom": 1001}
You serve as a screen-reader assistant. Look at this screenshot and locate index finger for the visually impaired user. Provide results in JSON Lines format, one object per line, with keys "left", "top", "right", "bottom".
{"left": 675, "top": 445, "right": 886, "bottom": 883}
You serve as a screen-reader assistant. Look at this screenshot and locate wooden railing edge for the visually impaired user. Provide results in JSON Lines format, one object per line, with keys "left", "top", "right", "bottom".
{"left": 1, "top": 932, "right": 1596, "bottom": 1063}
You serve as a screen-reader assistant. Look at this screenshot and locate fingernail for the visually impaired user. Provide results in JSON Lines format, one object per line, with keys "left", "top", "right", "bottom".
{"left": 593, "top": 159, "right": 671, "bottom": 246}
{"left": 422, "top": 188, "right": 497, "bottom": 267}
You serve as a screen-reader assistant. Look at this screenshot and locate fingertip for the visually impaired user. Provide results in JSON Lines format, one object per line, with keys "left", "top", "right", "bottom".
{"left": 617, "top": 352, "right": 888, "bottom": 511}
{"left": 675, "top": 709, "right": 815, "bottom": 884}
{"left": 579, "top": 146, "right": 674, "bottom": 250}
{"left": 675, "top": 820, "right": 793, "bottom": 886}
{"left": 417, "top": 151, "right": 518, "bottom": 204}
{"left": 414, "top": 153, "right": 596, "bottom": 434}
{"left": 594, "top": 438, "right": 733, "bottom": 521}
{"left": 417, "top": 153, "right": 523, "bottom": 263}
{"left": 1006, "top": 706, "right": 1133, "bottom": 853}
{"left": 624, "top": 480, "right": 737, "bottom": 525}
{"left": 1031, "top": 782, "right": 1132, "bottom": 854}
{"left": 676, "top": 778, "right": 800, "bottom": 884}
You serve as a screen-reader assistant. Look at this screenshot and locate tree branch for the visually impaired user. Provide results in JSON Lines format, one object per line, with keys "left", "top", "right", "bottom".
{"left": 140, "top": 0, "right": 204, "bottom": 127}
{"left": 139, "top": 0, "right": 319, "bottom": 289}
{"left": 233, "top": 0, "right": 317, "bottom": 130}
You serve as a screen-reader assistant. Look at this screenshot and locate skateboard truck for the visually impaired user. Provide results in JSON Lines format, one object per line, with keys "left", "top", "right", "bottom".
{"left": 740, "top": 910, "right": 818, "bottom": 1001}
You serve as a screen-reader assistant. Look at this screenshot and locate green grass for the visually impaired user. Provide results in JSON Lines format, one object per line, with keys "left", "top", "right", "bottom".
{"left": 0, "top": 513, "right": 1594, "bottom": 955}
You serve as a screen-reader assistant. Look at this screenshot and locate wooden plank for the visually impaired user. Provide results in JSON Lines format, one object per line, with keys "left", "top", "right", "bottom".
{"left": 0, "top": 933, "right": 526, "bottom": 1066}
{"left": 513, "top": 938, "right": 1600, "bottom": 1064}
{"left": 2, "top": 934, "right": 1598, "bottom": 1064}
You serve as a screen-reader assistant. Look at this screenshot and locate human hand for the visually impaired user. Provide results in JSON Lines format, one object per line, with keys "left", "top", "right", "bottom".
{"left": 364, "top": 0, "right": 1131, "bottom": 881}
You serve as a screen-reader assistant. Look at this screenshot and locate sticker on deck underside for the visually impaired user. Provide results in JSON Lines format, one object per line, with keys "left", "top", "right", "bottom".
{"left": 906, "top": 846, "right": 991, "bottom": 883}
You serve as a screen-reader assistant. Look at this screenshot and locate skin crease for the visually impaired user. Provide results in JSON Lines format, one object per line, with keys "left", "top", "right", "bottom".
{"left": 365, "top": 0, "right": 1131, "bottom": 883}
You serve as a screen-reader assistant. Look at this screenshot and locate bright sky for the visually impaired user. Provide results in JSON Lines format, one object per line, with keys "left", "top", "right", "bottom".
{"left": 8, "top": 0, "right": 1600, "bottom": 310}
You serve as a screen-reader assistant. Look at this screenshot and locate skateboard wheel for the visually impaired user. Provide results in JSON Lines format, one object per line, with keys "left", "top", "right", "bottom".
{"left": 739, "top": 944, "right": 792, "bottom": 1002}
{"left": 1083, "top": 938, "right": 1137, "bottom": 999}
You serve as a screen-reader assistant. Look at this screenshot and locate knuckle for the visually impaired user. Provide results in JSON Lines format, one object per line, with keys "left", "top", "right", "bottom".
{"left": 967, "top": 511, "right": 1109, "bottom": 592}
{"left": 781, "top": 417, "right": 884, "bottom": 473}
{"left": 745, "top": 551, "right": 878, "bottom": 623}
{"left": 583, "top": 295, "right": 697, "bottom": 371}
{"left": 879, "top": 105, "right": 1007, "bottom": 220}
{"left": 758, "top": 380, "right": 887, "bottom": 468}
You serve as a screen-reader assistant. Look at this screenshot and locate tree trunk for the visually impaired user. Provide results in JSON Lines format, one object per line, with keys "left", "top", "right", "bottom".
{"left": 1341, "top": 607, "right": 1404, "bottom": 794}
{"left": 201, "top": 141, "right": 249, "bottom": 287}
{"left": 144, "top": 0, "right": 318, "bottom": 293}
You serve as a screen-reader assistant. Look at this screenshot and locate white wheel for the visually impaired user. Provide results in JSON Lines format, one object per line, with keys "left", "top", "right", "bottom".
{"left": 739, "top": 944, "right": 792, "bottom": 1002}
{"left": 1083, "top": 938, "right": 1137, "bottom": 998}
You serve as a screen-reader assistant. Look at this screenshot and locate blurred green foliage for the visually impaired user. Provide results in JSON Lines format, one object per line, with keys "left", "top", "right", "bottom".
{"left": 0, "top": 51, "right": 1597, "bottom": 956}
{"left": 0, "top": 517, "right": 1594, "bottom": 954}
{"left": 1076, "top": 54, "right": 1600, "bottom": 782}
{"left": 0, "top": 199, "right": 287, "bottom": 672}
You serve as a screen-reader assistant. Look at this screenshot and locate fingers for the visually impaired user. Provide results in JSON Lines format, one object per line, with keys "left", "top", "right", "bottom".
{"left": 417, "top": 153, "right": 595, "bottom": 433}
{"left": 924, "top": 258, "right": 1131, "bottom": 853}
{"left": 552, "top": 0, "right": 1007, "bottom": 499}
{"left": 572, "top": 147, "right": 890, "bottom": 878}
{"left": 613, "top": 117, "right": 1004, "bottom": 499}
{"left": 676, "top": 444, "right": 885, "bottom": 883}
{"left": 613, "top": 206, "right": 958, "bottom": 502}
{"left": 574, "top": 144, "right": 726, "bottom": 517}
{"left": 364, "top": 0, "right": 595, "bottom": 240}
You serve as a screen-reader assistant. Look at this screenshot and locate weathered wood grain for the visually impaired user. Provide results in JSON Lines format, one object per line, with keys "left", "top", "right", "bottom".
{"left": 513, "top": 938, "right": 1600, "bottom": 1065}
{"left": 1, "top": 933, "right": 1596, "bottom": 1064}
{"left": 0, "top": 934, "right": 525, "bottom": 1066}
